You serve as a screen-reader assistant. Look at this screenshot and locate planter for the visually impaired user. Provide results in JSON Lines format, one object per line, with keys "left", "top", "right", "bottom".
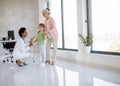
{"left": 84, "top": 46, "right": 91, "bottom": 54}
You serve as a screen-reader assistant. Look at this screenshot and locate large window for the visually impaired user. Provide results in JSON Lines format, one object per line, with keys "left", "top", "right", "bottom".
{"left": 87, "top": 0, "right": 120, "bottom": 55}
{"left": 63, "top": 0, "right": 78, "bottom": 49}
{"left": 49, "top": 0, "right": 78, "bottom": 50}
{"left": 50, "top": 0, "right": 62, "bottom": 48}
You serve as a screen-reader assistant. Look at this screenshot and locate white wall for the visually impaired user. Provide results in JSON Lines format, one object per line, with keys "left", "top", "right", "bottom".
{"left": 0, "top": 0, "right": 39, "bottom": 39}
{"left": 0, "top": 0, "right": 47, "bottom": 52}
{"left": 39, "top": 0, "right": 47, "bottom": 23}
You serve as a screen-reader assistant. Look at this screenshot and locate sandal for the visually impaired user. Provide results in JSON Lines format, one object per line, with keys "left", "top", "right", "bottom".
{"left": 16, "top": 60, "right": 23, "bottom": 67}
{"left": 45, "top": 60, "right": 50, "bottom": 64}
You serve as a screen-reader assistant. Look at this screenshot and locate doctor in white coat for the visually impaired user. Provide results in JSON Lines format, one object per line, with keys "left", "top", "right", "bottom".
{"left": 13, "top": 27, "right": 33, "bottom": 67}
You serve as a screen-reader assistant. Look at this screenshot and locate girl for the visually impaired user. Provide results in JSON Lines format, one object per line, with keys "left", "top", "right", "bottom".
{"left": 33, "top": 23, "right": 47, "bottom": 64}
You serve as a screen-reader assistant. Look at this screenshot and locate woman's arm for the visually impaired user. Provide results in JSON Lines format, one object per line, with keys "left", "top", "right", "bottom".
{"left": 29, "top": 38, "right": 34, "bottom": 47}
{"left": 49, "top": 18, "right": 58, "bottom": 38}
{"left": 49, "top": 18, "right": 56, "bottom": 31}
{"left": 32, "top": 37, "right": 37, "bottom": 43}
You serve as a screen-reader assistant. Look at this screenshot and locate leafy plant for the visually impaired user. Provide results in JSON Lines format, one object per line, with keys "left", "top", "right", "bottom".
{"left": 79, "top": 33, "right": 93, "bottom": 46}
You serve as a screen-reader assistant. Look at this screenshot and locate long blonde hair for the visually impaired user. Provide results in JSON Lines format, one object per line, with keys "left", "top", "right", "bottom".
{"left": 38, "top": 23, "right": 45, "bottom": 33}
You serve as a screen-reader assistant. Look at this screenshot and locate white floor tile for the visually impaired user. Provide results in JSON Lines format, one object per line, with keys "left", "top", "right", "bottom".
{"left": 0, "top": 58, "right": 120, "bottom": 86}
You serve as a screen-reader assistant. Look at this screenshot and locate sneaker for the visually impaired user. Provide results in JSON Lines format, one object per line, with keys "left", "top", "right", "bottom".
{"left": 40, "top": 63, "right": 45, "bottom": 66}
{"left": 16, "top": 60, "right": 23, "bottom": 67}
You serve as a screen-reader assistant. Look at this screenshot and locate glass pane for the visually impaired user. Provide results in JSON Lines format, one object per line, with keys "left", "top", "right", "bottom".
{"left": 50, "top": 0, "right": 62, "bottom": 48}
{"left": 91, "top": 0, "right": 120, "bottom": 53}
{"left": 63, "top": 0, "right": 78, "bottom": 49}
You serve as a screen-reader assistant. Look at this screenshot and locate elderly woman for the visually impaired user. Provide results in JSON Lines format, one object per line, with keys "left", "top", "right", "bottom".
{"left": 42, "top": 8, "right": 58, "bottom": 65}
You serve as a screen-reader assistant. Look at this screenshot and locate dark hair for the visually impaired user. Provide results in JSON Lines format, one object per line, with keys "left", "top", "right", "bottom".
{"left": 19, "top": 27, "right": 26, "bottom": 37}
{"left": 46, "top": 8, "right": 50, "bottom": 11}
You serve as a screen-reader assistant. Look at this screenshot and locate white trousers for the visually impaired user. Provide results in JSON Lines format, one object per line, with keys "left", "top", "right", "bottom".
{"left": 13, "top": 52, "right": 31, "bottom": 61}
{"left": 38, "top": 44, "right": 46, "bottom": 63}
{"left": 46, "top": 38, "right": 58, "bottom": 62}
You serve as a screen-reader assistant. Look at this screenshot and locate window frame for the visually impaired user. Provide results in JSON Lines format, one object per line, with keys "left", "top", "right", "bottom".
{"left": 86, "top": 0, "right": 120, "bottom": 56}
{"left": 47, "top": 0, "right": 78, "bottom": 51}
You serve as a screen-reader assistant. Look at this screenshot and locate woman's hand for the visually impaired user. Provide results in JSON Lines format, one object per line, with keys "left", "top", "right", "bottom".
{"left": 29, "top": 38, "right": 34, "bottom": 46}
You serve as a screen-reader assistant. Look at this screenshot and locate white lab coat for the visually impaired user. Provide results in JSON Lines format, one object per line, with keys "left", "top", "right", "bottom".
{"left": 13, "top": 37, "right": 31, "bottom": 60}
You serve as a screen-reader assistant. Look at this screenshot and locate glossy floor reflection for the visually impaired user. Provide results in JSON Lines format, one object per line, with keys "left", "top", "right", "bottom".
{"left": 0, "top": 59, "right": 120, "bottom": 86}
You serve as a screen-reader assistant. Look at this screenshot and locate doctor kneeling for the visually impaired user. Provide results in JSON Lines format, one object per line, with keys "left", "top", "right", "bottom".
{"left": 13, "top": 27, "right": 33, "bottom": 67}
